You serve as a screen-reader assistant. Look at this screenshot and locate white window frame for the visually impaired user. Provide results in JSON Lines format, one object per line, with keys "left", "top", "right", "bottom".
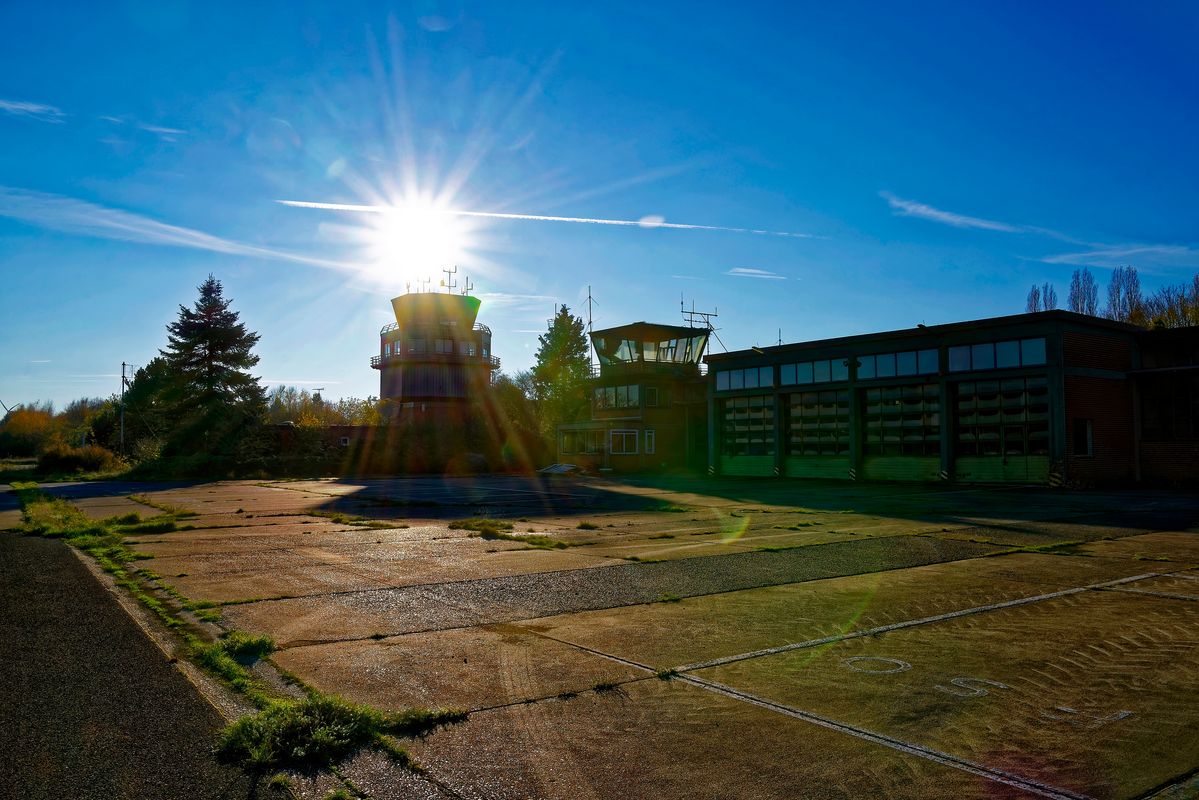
{"left": 645, "top": 429, "right": 655, "bottom": 455}
{"left": 610, "top": 429, "right": 638, "bottom": 455}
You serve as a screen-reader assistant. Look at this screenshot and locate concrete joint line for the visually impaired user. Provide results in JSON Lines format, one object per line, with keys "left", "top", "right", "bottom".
{"left": 1104, "top": 587, "right": 1199, "bottom": 602}
{"left": 679, "top": 674, "right": 1093, "bottom": 800}
{"left": 677, "top": 573, "right": 1159, "bottom": 672}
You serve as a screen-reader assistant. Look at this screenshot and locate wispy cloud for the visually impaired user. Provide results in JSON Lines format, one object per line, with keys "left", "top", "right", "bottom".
{"left": 476, "top": 292, "right": 560, "bottom": 310}
{"left": 279, "top": 200, "right": 813, "bottom": 239}
{"left": 726, "top": 267, "right": 786, "bottom": 280}
{"left": 0, "top": 186, "right": 352, "bottom": 272}
{"left": 671, "top": 274, "right": 703, "bottom": 280}
{"left": 881, "top": 190, "right": 1197, "bottom": 273}
{"left": 1041, "top": 244, "right": 1199, "bottom": 270}
{"left": 0, "top": 98, "right": 66, "bottom": 124}
{"left": 28, "top": 360, "right": 51, "bottom": 364}
{"left": 100, "top": 114, "right": 189, "bottom": 141}
{"left": 880, "top": 191, "right": 1021, "bottom": 233}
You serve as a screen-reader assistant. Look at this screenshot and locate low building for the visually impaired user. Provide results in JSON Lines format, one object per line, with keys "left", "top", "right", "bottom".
{"left": 705, "top": 311, "right": 1198, "bottom": 486}
{"left": 557, "top": 322, "right": 709, "bottom": 472}
{"left": 371, "top": 291, "right": 500, "bottom": 417}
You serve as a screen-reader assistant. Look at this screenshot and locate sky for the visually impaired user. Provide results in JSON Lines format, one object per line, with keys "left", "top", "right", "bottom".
{"left": 1, "top": 1, "right": 1197, "bottom": 409}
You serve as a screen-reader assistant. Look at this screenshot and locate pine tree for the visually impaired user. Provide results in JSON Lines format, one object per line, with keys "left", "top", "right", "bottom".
{"left": 159, "top": 275, "right": 265, "bottom": 453}
{"left": 532, "top": 305, "right": 591, "bottom": 441}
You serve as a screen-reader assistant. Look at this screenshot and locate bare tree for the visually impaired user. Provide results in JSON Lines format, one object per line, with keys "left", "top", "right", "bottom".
{"left": 1144, "top": 273, "right": 1199, "bottom": 328}
{"left": 1104, "top": 266, "right": 1146, "bottom": 324}
{"left": 1041, "top": 282, "right": 1058, "bottom": 310}
{"left": 1068, "top": 268, "right": 1099, "bottom": 315}
{"left": 1025, "top": 284, "right": 1042, "bottom": 313}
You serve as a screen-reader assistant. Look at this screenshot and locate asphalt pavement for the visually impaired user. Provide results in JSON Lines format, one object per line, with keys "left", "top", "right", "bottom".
{"left": 0, "top": 532, "right": 255, "bottom": 800}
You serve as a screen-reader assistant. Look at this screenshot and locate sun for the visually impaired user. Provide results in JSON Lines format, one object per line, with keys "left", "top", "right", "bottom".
{"left": 358, "top": 196, "right": 475, "bottom": 284}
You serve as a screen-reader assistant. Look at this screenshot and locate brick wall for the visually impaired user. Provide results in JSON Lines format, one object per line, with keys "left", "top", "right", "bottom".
{"left": 1064, "top": 375, "right": 1134, "bottom": 485}
{"left": 1063, "top": 331, "right": 1133, "bottom": 371}
{"left": 1140, "top": 441, "right": 1199, "bottom": 485}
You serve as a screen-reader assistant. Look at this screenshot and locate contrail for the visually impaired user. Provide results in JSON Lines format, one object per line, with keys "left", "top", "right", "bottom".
{"left": 278, "top": 199, "right": 812, "bottom": 238}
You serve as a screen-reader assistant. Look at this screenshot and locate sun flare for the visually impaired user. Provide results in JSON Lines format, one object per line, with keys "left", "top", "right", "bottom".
{"left": 358, "top": 197, "right": 474, "bottom": 285}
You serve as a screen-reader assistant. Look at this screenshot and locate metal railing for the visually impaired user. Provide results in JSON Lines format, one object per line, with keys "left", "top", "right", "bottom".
{"left": 371, "top": 352, "right": 501, "bottom": 369}
{"left": 587, "top": 360, "right": 707, "bottom": 378}
{"left": 379, "top": 321, "right": 491, "bottom": 335}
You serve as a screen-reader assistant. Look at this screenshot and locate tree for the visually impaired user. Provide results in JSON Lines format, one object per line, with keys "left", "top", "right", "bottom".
{"left": 1040, "top": 282, "right": 1058, "bottom": 310}
{"left": 159, "top": 275, "right": 266, "bottom": 454}
{"left": 1145, "top": 273, "right": 1199, "bottom": 328}
{"left": 531, "top": 305, "right": 591, "bottom": 442}
{"left": 1068, "top": 268, "right": 1099, "bottom": 316}
{"left": 1025, "top": 284, "right": 1042, "bottom": 313}
{"left": 1104, "top": 266, "right": 1146, "bottom": 325}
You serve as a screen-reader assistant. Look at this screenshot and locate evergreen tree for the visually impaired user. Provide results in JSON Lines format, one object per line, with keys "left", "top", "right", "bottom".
{"left": 159, "top": 276, "right": 265, "bottom": 454}
{"left": 531, "top": 305, "right": 591, "bottom": 442}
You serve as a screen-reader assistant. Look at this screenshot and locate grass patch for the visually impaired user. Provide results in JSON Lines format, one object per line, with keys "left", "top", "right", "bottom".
{"left": 216, "top": 694, "right": 465, "bottom": 775}
{"left": 656, "top": 593, "right": 682, "bottom": 603}
{"left": 1134, "top": 553, "right": 1172, "bottom": 562}
{"left": 576, "top": 521, "right": 599, "bottom": 530}
{"left": 771, "top": 522, "right": 818, "bottom": 530}
{"left": 466, "top": 528, "right": 574, "bottom": 549}
{"left": 128, "top": 494, "right": 198, "bottom": 517}
{"left": 308, "top": 510, "right": 396, "bottom": 529}
{"left": 116, "top": 518, "right": 180, "bottom": 535}
{"left": 592, "top": 680, "right": 621, "bottom": 693}
{"left": 449, "top": 518, "right": 514, "bottom": 532}
{"left": 648, "top": 533, "right": 675, "bottom": 540}
{"left": 656, "top": 668, "right": 679, "bottom": 681}
{"left": 654, "top": 504, "right": 690, "bottom": 513}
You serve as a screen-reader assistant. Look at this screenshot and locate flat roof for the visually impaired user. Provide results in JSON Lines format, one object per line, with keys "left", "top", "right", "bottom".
{"left": 706, "top": 310, "right": 1142, "bottom": 363}
{"left": 591, "top": 321, "right": 709, "bottom": 339}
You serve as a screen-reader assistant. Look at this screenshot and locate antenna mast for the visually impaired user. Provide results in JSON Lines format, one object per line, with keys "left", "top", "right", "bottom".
{"left": 585, "top": 285, "right": 599, "bottom": 372}
{"left": 461, "top": 275, "right": 474, "bottom": 296}
{"left": 681, "top": 299, "right": 726, "bottom": 352}
{"left": 440, "top": 265, "right": 458, "bottom": 294}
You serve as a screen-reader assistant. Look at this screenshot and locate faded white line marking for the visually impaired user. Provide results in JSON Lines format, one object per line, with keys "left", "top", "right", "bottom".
{"left": 1105, "top": 587, "right": 1199, "bottom": 602}
{"left": 678, "top": 573, "right": 1159, "bottom": 672}
{"left": 679, "top": 673, "right": 1094, "bottom": 800}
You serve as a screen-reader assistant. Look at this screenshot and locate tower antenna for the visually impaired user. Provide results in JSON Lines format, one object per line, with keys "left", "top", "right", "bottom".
{"left": 681, "top": 299, "right": 726, "bottom": 352}
{"left": 461, "top": 275, "right": 474, "bottom": 296}
{"left": 585, "top": 285, "right": 599, "bottom": 372}
{"left": 440, "top": 265, "right": 458, "bottom": 294}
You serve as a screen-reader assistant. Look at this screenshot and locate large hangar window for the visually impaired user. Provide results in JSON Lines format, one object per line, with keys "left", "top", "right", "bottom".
{"left": 863, "top": 383, "right": 940, "bottom": 456}
{"left": 787, "top": 390, "right": 850, "bottom": 456}
{"left": 721, "top": 396, "right": 775, "bottom": 456}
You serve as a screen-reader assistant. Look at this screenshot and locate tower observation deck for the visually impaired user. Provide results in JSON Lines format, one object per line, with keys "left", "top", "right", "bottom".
{"left": 371, "top": 292, "right": 499, "bottom": 405}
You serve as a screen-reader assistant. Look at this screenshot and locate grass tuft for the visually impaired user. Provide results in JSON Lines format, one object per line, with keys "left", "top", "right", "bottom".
{"left": 216, "top": 694, "right": 464, "bottom": 775}
{"left": 576, "top": 521, "right": 599, "bottom": 530}
{"left": 449, "top": 518, "right": 514, "bottom": 532}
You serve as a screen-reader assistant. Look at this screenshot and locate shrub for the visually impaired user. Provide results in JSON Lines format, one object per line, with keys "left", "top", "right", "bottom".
{"left": 36, "top": 443, "right": 123, "bottom": 474}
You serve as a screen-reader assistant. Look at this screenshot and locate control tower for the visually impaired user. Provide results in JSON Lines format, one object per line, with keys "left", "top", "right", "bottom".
{"left": 370, "top": 291, "right": 500, "bottom": 412}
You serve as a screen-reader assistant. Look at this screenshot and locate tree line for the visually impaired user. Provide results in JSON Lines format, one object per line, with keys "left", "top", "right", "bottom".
{"left": 1, "top": 277, "right": 592, "bottom": 478}
{"left": 1026, "top": 266, "right": 1199, "bottom": 328}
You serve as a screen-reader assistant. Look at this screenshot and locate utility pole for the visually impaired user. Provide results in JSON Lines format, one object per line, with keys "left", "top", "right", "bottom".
{"left": 120, "top": 362, "right": 126, "bottom": 458}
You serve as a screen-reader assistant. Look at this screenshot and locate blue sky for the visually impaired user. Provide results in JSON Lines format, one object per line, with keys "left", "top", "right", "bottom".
{"left": 2, "top": 1, "right": 1197, "bottom": 408}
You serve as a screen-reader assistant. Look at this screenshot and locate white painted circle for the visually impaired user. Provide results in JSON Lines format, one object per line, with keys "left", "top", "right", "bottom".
{"left": 842, "top": 656, "right": 912, "bottom": 674}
